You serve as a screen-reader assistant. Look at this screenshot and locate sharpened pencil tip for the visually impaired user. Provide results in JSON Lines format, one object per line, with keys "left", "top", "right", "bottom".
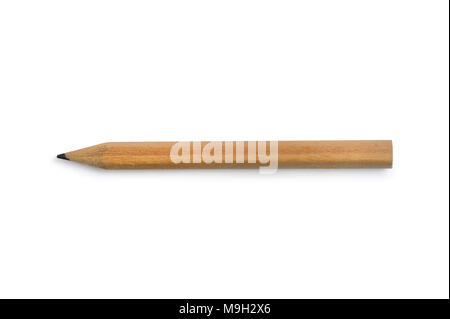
{"left": 57, "top": 153, "right": 69, "bottom": 160}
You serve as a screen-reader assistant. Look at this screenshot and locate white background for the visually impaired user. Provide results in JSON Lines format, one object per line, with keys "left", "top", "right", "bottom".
{"left": 0, "top": 1, "right": 448, "bottom": 298}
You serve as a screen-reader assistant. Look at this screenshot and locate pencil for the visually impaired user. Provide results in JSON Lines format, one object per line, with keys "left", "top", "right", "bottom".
{"left": 57, "top": 140, "right": 393, "bottom": 169}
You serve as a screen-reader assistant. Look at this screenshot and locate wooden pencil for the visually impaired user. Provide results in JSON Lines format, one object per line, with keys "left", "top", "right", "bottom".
{"left": 57, "top": 140, "right": 393, "bottom": 169}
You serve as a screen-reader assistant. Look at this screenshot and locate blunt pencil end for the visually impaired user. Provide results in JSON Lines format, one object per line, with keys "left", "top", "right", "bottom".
{"left": 57, "top": 153, "right": 69, "bottom": 160}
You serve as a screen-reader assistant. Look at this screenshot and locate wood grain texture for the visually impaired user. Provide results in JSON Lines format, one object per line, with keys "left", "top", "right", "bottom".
{"left": 63, "top": 140, "right": 393, "bottom": 169}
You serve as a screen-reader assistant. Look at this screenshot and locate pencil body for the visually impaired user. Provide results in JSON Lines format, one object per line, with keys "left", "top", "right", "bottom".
{"left": 61, "top": 140, "right": 392, "bottom": 169}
